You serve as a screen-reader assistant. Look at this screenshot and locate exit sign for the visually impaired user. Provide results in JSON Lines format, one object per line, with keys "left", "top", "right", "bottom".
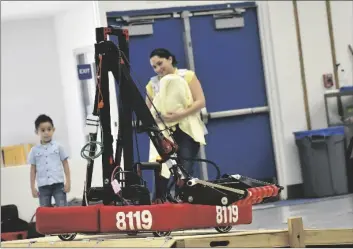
{"left": 77, "top": 64, "right": 92, "bottom": 80}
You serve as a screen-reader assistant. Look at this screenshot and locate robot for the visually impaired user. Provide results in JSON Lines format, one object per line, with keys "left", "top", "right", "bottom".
{"left": 35, "top": 27, "right": 283, "bottom": 241}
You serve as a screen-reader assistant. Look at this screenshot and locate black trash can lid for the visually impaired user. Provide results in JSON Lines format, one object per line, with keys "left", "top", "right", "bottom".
{"left": 293, "top": 126, "right": 345, "bottom": 140}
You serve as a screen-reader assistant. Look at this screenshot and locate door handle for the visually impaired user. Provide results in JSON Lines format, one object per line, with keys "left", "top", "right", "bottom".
{"left": 204, "top": 106, "right": 269, "bottom": 120}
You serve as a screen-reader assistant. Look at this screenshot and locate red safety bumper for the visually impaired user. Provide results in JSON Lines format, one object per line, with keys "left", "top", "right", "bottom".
{"left": 36, "top": 185, "right": 280, "bottom": 235}
{"left": 99, "top": 203, "right": 252, "bottom": 233}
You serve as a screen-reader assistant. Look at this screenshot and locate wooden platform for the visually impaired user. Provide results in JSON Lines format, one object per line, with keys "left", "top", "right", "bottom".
{"left": 1, "top": 217, "right": 353, "bottom": 248}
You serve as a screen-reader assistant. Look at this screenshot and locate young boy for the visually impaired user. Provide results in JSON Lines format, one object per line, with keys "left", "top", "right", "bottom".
{"left": 28, "top": 114, "right": 71, "bottom": 207}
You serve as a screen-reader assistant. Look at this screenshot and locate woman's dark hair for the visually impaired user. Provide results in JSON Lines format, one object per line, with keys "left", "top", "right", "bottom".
{"left": 150, "top": 48, "right": 178, "bottom": 66}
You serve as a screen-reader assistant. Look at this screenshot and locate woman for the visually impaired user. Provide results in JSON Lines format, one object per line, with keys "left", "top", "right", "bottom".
{"left": 146, "top": 48, "right": 207, "bottom": 178}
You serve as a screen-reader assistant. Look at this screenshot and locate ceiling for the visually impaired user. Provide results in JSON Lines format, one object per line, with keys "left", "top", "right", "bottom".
{"left": 1, "top": 1, "right": 87, "bottom": 22}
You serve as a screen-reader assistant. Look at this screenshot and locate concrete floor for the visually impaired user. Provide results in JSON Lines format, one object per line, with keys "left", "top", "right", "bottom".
{"left": 237, "top": 193, "right": 353, "bottom": 231}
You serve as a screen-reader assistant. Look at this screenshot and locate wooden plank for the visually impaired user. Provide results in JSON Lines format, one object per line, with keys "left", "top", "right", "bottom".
{"left": 174, "top": 230, "right": 290, "bottom": 248}
{"left": 1, "top": 241, "right": 97, "bottom": 248}
{"left": 0, "top": 234, "right": 113, "bottom": 245}
{"left": 94, "top": 237, "right": 176, "bottom": 247}
{"left": 2, "top": 227, "right": 352, "bottom": 248}
{"left": 0, "top": 229, "right": 247, "bottom": 246}
{"left": 1, "top": 237, "right": 176, "bottom": 248}
{"left": 305, "top": 229, "right": 353, "bottom": 246}
{"left": 287, "top": 217, "right": 305, "bottom": 247}
{"left": 174, "top": 228, "right": 353, "bottom": 248}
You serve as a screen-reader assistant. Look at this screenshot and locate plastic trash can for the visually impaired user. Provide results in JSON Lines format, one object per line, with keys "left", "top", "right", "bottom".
{"left": 294, "top": 126, "right": 349, "bottom": 198}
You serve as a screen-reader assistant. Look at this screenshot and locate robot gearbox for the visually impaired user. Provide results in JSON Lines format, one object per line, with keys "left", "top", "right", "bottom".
{"left": 35, "top": 27, "right": 283, "bottom": 240}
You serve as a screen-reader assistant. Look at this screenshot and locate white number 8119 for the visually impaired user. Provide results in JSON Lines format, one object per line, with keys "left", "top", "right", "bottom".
{"left": 216, "top": 205, "right": 239, "bottom": 224}
{"left": 116, "top": 210, "right": 153, "bottom": 230}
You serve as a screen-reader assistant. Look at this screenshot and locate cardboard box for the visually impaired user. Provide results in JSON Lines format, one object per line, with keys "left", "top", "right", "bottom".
{"left": 1, "top": 144, "right": 33, "bottom": 167}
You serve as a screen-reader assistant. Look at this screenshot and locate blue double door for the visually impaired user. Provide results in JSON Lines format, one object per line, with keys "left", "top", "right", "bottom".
{"left": 108, "top": 2, "right": 277, "bottom": 193}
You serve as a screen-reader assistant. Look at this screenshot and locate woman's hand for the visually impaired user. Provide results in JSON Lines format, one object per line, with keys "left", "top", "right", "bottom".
{"left": 162, "top": 110, "right": 186, "bottom": 123}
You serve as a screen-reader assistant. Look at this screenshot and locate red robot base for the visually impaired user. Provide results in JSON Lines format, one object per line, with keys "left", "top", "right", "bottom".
{"left": 35, "top": 185, "right": 280, "bottom": 240}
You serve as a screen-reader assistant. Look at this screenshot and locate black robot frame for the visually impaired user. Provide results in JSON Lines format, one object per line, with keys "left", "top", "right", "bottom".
{"left": 80, "top": 26, "right": 282, "bottom": 208}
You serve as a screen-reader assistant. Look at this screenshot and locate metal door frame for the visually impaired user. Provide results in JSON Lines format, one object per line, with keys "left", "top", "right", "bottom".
{"left": 104, "top": 1, "right": 287, "bottom": 198}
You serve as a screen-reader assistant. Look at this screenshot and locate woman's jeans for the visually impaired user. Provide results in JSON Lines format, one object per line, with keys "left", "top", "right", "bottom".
{"left": 173, "top": 126, "right": 201, "bottom": 177}
{"left": 152, "top": 126, "right": 200, "bottom": 201}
